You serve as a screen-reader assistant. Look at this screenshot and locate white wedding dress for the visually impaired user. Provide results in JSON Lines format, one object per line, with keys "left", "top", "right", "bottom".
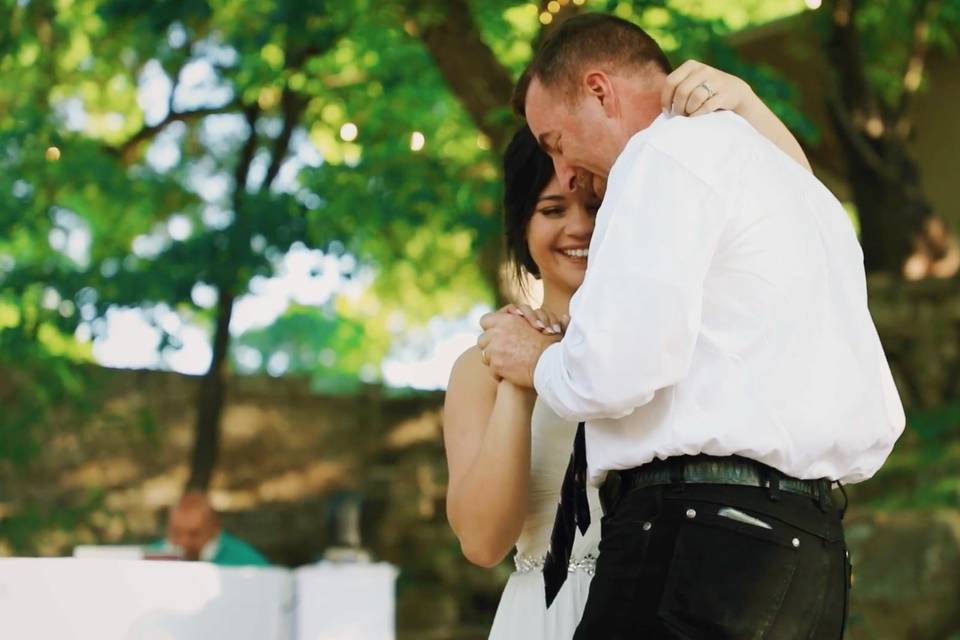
{"left": 488, "top": 399, "right": 603, "bottom": 639}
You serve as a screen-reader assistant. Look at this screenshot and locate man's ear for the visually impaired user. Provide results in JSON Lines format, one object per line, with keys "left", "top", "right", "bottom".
{"left": 583, "top": 70, "right": 617, "bottom": 116}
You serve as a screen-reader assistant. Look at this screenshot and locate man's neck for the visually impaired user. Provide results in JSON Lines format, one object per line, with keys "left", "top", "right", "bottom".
{"left": 627, "top": 91, "right": 665, "bottom": 135}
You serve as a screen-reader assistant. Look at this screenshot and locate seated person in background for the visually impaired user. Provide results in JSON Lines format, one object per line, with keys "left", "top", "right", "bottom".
{"left": 155, "top": 491, "right": 270, "bottom": 566}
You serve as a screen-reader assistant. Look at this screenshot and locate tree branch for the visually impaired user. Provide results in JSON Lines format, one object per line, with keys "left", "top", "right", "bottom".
{"left": 262, "top": 89, "right": 304, "bottom": 191}
{"left": 111, "top": 101, "right": 242, "bottom": 159}
{"left": 825, "top": 91, "right": 895, "bottom": 180}
{"left": 894, "top": 0, "right": 942, "bottom": 139}
{"left": 233, "top": 104, "right": 262, "bottom": 211}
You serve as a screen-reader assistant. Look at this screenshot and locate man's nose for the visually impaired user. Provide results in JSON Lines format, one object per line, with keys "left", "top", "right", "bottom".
{"left": 552, "top": 158, "right": 579, "bottom": 192}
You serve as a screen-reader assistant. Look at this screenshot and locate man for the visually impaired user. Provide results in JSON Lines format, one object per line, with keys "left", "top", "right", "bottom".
{"left": 158, "top": 492, "right": 269, "bottom": 567}
{"left": 478, "top": 13, "right": 904, "bottom": 639}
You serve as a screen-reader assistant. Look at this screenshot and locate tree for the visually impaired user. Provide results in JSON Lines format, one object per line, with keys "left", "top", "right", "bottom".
{"left": 0, "top": 0, "right": 815, "bottom": 496}
{"left": 822, "top": 0, "right": 960, "bottom": 276}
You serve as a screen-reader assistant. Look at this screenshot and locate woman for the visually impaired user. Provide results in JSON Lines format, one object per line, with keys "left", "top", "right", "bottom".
{"left": 443, "top": 61, "right": 812, "bottom": 639}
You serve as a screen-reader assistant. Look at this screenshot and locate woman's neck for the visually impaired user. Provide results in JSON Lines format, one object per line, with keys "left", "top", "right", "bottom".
{"left": 540, "top": 284, "right": 572, "bottom": 319}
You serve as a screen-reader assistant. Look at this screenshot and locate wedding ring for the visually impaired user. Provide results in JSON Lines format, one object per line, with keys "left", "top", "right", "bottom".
{"left": 699, "top": 81, "right": 718, "bottom": 99}
{"left": 480, "top": 349, "right": 489, "bottom": 365}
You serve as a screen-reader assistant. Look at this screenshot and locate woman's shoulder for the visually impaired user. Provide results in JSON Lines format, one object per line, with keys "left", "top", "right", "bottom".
{"left": 447, "top": 345, "right": 497, "bottom": 397}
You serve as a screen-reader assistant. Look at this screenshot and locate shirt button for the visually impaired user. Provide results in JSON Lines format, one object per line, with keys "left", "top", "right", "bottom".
{"left": 792, "top": 538, "right": 800, "bottom": 548}
{"left": 685, "top": 508, "right": 697, "bottom": 519}
{"left": 642, "top": 521, "right": 652, "bottom": 531}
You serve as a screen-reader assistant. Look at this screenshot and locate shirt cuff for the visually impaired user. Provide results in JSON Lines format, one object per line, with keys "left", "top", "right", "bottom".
{"left": 533, "top": 342, "right": 562, "bottom": 405}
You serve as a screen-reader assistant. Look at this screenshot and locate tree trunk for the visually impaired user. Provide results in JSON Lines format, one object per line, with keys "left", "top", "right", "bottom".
{"left": 412, "top": 0, "right": 582, "bottom": 303}
{"left": 412, "top": 0, "right": 516, "bottom": 152}
{"left": 837, "top": 132, "right": 931, "bottom": 273}
{"left": 184, "top": 105, "right": 260, "bottom": 493}
{"left": 824, "top": 0, "right": 943, "bottom": 275}
{"left": 185, "top": 288, "right": 236, "bottom": 491}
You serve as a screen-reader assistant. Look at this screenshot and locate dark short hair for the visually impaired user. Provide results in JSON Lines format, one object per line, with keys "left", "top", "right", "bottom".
{"left": 513, "top": 13, "right": 672, "bottom": 115}
{"left": 503, "top": 125, "right": 555, "bottom": 283}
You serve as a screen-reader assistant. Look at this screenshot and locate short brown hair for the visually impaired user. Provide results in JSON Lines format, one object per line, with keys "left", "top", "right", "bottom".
{"left": 513, "top": 13, "right": 672, "bottom": 115}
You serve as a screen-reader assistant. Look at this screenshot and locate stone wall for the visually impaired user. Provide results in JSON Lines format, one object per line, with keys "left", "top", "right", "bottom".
{"left": 0, "top": 367, "right": 502, "bottom": 638}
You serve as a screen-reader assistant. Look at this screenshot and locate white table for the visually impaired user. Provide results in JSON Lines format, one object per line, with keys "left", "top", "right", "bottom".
{"left": 0, "top": 558, "right": 294, "bottom": 640}
{"left": 294, "top": 562, "right": 398, "bottom": 640}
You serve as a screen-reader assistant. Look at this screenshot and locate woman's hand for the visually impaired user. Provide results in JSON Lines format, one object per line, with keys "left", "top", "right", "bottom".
{"left": 660, "top": 59, "right": 812, "bottom": 172}
{"left": 661, "top": 59, "right": 754, "bottom": 117}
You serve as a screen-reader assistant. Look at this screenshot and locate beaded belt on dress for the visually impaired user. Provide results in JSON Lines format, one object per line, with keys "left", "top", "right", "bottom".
{"left": 514, "top": 552, "right": 597, "bottom": 576}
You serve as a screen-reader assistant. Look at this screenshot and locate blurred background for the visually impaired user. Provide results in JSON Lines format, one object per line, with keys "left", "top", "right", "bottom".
{"left": 1, "top": 0, "right": 959, "bottom": 638}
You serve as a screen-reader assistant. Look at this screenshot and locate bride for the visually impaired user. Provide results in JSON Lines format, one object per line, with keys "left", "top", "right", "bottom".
{"left": 442, "top": 60, "right": 812, "bottom": 639}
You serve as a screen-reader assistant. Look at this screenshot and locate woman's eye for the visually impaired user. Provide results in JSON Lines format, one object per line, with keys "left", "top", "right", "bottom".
{"left": 539, "top": 207, "right": 565, "bottom": 217}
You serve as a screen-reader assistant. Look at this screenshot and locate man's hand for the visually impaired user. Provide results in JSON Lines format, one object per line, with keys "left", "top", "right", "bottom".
{"left": 477, "top": 310, "right": 560, "bottom": 388}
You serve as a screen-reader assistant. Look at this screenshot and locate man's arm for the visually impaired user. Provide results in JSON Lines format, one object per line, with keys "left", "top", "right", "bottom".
{"left": 534, "top": 146, "right": 727, "bottom": 421}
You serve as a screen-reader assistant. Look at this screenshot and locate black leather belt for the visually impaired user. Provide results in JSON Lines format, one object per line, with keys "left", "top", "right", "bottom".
{"left": 601, "top": 455, "right": 833, "bottom": 514}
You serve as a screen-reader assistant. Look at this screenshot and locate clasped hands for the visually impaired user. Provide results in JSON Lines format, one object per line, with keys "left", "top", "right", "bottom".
{"left": 477, "top": 304, "right": 568, "bottom": 388}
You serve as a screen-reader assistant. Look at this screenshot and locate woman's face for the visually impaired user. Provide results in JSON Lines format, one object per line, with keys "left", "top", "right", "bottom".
{"left": 526, "top": 175, "right": 600, "bottom": 295}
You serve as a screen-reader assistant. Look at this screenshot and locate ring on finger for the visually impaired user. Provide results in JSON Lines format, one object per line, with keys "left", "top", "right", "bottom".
{"left": 699, "top": 81, "right": 718, "bottom": 99}
{"left": 480, "top": 349, "right": 489, "bottom": 366}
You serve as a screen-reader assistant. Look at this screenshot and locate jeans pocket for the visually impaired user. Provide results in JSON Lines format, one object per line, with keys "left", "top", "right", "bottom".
{"left": 657, "top": 503, "right": 800, "bottom": 640}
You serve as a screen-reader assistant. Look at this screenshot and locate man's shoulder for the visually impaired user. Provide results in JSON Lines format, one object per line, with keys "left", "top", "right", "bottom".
{"left": 634, "top": 112, "right": 766, "bottom": 192}
{"left": 645, "top": 111, "right": 758, "bottom": 162}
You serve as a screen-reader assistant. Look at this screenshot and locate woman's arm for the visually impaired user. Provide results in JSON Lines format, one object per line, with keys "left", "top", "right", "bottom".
{"left": 443, "top": 346, "right": 537, "bottom": 567}
{"left": 662, "top": 59, "right": 812, "bottom": 172}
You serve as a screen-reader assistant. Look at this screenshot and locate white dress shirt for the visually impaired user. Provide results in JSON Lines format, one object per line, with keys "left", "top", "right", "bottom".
{"left": 534, "top": 112, "right": 905, "bottom": 486}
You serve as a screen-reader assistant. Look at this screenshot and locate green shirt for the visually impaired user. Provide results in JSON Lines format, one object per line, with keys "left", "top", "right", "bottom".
{"left": 209, "top": 531, "right": 270, "bottom": 567}
{"left": 151, "top": 531, "right": 270, "bottom": 567}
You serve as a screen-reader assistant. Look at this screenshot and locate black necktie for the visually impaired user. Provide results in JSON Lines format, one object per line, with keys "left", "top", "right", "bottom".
{"left": 542, "top": 420, "right": 591, "bottom": 608}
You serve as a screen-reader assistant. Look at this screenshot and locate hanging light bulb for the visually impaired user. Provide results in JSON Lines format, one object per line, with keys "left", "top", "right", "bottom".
{"left": 340, "top": 122, "right": 358, "bottom": 142}
{"left": 410, "top": 131, "right": 426, "bottom": 152}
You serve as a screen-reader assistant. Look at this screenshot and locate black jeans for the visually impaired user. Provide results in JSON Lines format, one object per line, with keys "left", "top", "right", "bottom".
{"left": 574, "top": 480, "right": 850, "bottom": 639}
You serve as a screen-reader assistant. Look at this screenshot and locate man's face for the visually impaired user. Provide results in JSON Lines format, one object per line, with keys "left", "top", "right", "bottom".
{"left": 525, "top": 76, "right": 618, "bottom": 190}
{"left": 168, "top": 506, "right": 219, "bottom": 561}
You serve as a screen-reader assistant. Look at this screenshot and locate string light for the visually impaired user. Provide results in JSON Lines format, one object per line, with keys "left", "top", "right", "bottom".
{"left": 45, "top": 146, "right": 60, "bottom": 161}
{"left": 548, "top": 1, "right": 561, "bottom": 12}
{"left": 573, "top": 0, "right": 585, "bottom": 5}
{"left": 476, "top": 134, "right": 491, "bottom": 151}
{"left": 805, "top": 0, "right": 822, "bottom": 8}
{"left": 410, "top": 131, "right": 426, "bottom": 152}
{"left": 340, "top": 122, "right": 358, "bottom": 142}
{"left": 539, "top": 11, "right": 553, "bottom": 24}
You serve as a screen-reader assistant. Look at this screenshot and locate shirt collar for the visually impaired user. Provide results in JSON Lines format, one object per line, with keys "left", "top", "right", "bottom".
{"left": 200, "top": 532, "right": 222, "bottom": 562}
{"left": 622, "top": 112, "right": 671, "bottom": 155}
{"left": 601, "top": 112, "right": 671, "bottom": 192}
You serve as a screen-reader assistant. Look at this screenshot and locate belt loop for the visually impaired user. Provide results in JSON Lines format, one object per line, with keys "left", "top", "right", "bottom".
{"left": 601, "top": 471, "right": 622, "bottom": 517}
{"left": 816, "top": 479, "right": 831, "bottom": 513}
{"left": 669, "top": 457, "right": 686, "bottom": 493}
{"left": 766, "top": 467, "right": 782, "bottom": 502}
